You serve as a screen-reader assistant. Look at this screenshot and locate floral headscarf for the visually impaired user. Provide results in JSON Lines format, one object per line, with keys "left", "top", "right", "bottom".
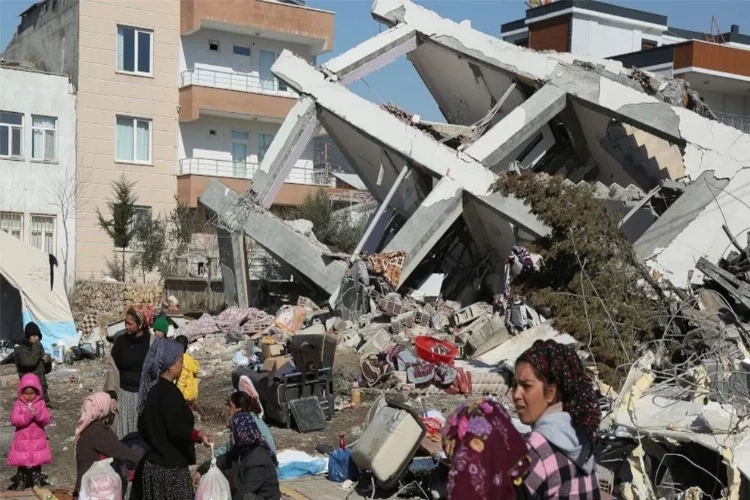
{"left": 137, "top": 338, "right": 184, "bottom": 416}
{"left": 442, "top": 398, "right": 530, "bottom": 500}
{"left": 517, "top": 339, "right": 601, "bottom": 448}
{"left": 231, "top": 412, "right": 277, "bottom": 466}
{"left": 126, "top": 304, "right": 154, "bottom": 330}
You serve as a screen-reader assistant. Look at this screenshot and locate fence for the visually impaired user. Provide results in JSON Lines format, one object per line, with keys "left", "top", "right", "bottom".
{"left": 163, "top": 277, "right": 225, "bottom": 313}
{"left": 180, "top": 68, "right": 297, "bottom": 98}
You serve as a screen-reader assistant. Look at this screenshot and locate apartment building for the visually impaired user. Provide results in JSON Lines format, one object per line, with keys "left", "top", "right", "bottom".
{"left": 3, "top": 0, "right": 341, "bottom": 280}
{"left": 3, "top": 0, "right": 180, "bottom": 280}
{"left": 0, "top": 65, "right": 77, "bottom": 290}
{"left": 176, "top": 0, "right": 337, "bottom": 210}
{"left": 501, "top": 0, "right": 750, "bottom": 132}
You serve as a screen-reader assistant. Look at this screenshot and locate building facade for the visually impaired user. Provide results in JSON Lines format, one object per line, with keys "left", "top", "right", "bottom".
{"left": 3, "top": 0, "right": 342, "bottom": 280}
{"left": 0, "top": 66, "right": 77, "bottom": 290}
{"left": 501, "top": 0, "right": 750, "bottom": 133}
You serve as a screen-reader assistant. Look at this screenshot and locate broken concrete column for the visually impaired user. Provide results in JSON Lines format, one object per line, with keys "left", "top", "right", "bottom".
{"left": 200, "top": 180, "right": 347, "bottom": 296}
{"left": 215, "top": 227, "right": 250, "bottom": 307}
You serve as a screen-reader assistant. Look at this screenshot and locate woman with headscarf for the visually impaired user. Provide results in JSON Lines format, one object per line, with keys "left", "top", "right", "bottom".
{"left": 73, "top": 392, "right": 144, "bottom": 497}
{"left": 514, "top": 339, "right": 601, "bottom": 499}
{"left": 193, "top": 411, "right": 280, "bottom": 500}
{"left": 131, "top": 338, "right": 212, "bottom": 500}
{"left": 105, "top": 306, "right": 155, "bottom": 439}
{"left": 442, "top": 397, "right": 531, "bottom": 499}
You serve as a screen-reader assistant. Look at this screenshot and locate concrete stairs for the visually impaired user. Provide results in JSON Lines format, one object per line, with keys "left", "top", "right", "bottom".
{"left": 563, "top": 178, "right": 645, "bottom": 202}
{"left": 603, "top": 122, "right": 685, "bottom": 188}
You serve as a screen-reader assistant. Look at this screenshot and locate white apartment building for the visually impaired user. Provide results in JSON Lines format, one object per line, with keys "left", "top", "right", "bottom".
{"left": 0, "top": 65, "right": 77, "bottom": 289}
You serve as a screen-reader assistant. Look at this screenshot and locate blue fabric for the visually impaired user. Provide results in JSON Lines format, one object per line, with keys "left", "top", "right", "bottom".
{"left": 22, "top": 311, "right": 76, "bottom": 351}
{"left": 251, "top": 414, "right": 276, "bottom": 454}
{"left": 277, "top": 458, "right": 327, "bottom": 480}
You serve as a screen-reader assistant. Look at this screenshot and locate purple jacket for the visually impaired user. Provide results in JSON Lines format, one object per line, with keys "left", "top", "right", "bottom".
{"left": 8, "top": 374, "right": 52, "bottom": 468}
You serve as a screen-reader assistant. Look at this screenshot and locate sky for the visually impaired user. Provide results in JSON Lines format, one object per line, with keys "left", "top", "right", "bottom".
{"left": 2, "top": 0, "right": 749, "bottom": 121}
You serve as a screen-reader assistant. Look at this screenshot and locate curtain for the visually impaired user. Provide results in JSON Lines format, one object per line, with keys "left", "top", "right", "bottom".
{"left": 32, "top": 116, "right": 56, "bottom": 160}
{"left": 117, "top": 27, "right": 125, "bottom": 71}
{"left": 116, "top": 117, "right": 134, "bottom": 161}
{"left": 260, "top": 51, "right": 275, "bottom": 91}
{"left": 32, "top": 128, "right": 43, "bottom": 159}
{"left": 45, "top": 130, "right": 55, "bottom": 159}
{"left": 136, "top": 120, "right": 150, "bottom": 162}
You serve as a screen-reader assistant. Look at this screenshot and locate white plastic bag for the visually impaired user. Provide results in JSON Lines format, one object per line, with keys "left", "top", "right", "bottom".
{"left": 238, "top": 374, "right": 264, "bottom": 419}
{"left": 79, "top": 458, "right": 122, "bottom": 500}
{"left": 196, "top": 447, "right": 231, "bottom": 500}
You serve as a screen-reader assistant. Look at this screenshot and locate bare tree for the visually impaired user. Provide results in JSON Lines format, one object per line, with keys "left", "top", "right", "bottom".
{"left": 45, "top": 166, "right": 91, "bottom": 293}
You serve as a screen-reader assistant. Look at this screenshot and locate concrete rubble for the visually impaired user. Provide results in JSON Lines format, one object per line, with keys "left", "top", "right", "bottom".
{"left": 192, "top": 0, "right": 750, "bottom": 497}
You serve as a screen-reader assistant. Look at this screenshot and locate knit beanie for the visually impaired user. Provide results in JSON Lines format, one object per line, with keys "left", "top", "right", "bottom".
{"left": 24, "top": 322, "right": 42, "bottom": 340}
{"left": 152, "top": 316, "right": 170, "bottom": 336}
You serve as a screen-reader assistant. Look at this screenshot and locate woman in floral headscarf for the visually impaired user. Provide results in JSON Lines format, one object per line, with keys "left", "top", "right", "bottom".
{"left": 442, "top": 398, "right": 531, "bottom": 499}
{"left": 194, "top": 411, "right": 280, "bottom": 500}
{"left": 514, "top": 339, "right": 601, "bottom": 499}
{"left": 105, "top": 306, "right": 155, "bottom": 439}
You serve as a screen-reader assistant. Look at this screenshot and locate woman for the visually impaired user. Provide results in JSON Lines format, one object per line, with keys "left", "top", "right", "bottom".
{"left": 514, "top": 340, "right": 601, "bottom": 499}
{"left": 442, "top": 397, "right": 531, "bottom": 499}
{"left": 105, "top": 307, "right": 154, "bottom": 439}
{"left": 132, "top": 339, "right": 212, "bottom": 500}
{"left": 73, "top": 392, "right": 143, "bottom": 497}
{"left": 194, "top": 412, "right": 280, "bottom": 500}
{"left": 229, "top": 392, "right": 275, "bottom": 454}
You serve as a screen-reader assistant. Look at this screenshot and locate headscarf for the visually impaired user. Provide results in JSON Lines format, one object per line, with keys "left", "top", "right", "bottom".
{"left": 137, "top": 338, "right": 184, "bottom": 416}
{"left": 231, "top": 412, "right": 277, "bottom": 466}
{"left": 126, "top": 304, "right": 154, "bottom": 330}
{"left": 517, "top": 339, "right": 601, "bottom": 447}
{"left": 442, "top": 398, "right": 530, "bottom": 500}
{"left": 24, "top": 322, "right": 42, "bottom": 340}
{"left": 75, "top": 392, "right": 114, "bottom": 458}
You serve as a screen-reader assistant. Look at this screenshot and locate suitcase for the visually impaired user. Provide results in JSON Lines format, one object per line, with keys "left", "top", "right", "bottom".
{"left": 351, "top": 395, "right": 426, "bottom": 489}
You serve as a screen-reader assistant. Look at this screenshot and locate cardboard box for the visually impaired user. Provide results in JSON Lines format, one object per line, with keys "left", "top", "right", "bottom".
{"left": 262, "top": 355, "right": 293, "bottom": 374}
{"left": 262, "top": 343, "right": 284, "bottom": 360}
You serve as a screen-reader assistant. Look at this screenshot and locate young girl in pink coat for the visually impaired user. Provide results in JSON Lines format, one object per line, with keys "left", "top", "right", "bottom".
{"left": 8, "top": 373, "right": 52, "bottom": 490}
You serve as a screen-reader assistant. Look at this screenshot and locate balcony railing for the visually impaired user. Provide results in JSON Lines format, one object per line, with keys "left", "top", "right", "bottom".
{"left": 715, "top": 111, "right": 750, "bottom": 134}
{"left": 178, "top": 158, "right": 335, "bottom": 186}
{"left": 180, "top": 68, "right": 297, "bottom": 98}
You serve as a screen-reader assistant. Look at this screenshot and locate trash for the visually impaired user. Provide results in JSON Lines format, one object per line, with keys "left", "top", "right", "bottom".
{"left": 328, "top": 448, "right": 356, "bottom": 483}
{"left": 79, "top": 458, "right": 122, "bottom": 500}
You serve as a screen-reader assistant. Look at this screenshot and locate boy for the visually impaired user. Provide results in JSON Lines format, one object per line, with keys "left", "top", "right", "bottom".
{"left": 174, "top": 335, "right": 199, "bottom": 411}
{"left": 14, "top": 323, "right": 52, "bottom": 407}
{"left": 152, "top": 316, "right": 169, "bottom": 338}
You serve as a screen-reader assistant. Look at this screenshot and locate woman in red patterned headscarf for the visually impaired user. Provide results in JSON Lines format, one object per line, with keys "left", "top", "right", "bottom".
{"left": 514, "top": 339, "right": 602, "bottom": 499}
{"left": 442, "top": 397, "right": 530, "bottom": 499}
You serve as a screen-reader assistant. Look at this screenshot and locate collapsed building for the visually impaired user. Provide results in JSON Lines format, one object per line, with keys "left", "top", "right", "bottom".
{"left": 201, "top": 0, "right": 750, "bottom": 309}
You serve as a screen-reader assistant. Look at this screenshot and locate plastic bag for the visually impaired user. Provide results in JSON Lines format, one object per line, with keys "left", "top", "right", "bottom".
{"left": 196, "top": 449, "right": 231, "bottom": 500}
{"left": 79, "top": 458, "right": 122, "bottom": 500}
{"left": 328, "top": 448, "right": 357, "bottom": 483}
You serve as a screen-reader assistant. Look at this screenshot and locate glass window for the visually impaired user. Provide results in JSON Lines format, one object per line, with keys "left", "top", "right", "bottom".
{"left": 32, "top": 115, "right": 57, "bottom": 161}
{"left": 0, "top": 212, "right": 23, "bottom": 239}
{"left": 258, "top": 133, "right": 275, "bottom": 163}
{"left": 31, "top": 215, "right": 55, "bottom": 253}
{"left": 0, "top": 111, "right": 23, "bottom": 158}
{"left": 209, "top": 40, "right": 220, "bottom": 51}
{"left": 231, "top": 130, "right": 250, "bottom": 141}
{"left": 116, "top": 116, "right": 151, "bottom": 163}
{"left": 233, "top": 45, "right": 251, "bottom": 57}
{"left": 117, "top": 26, "right": 152, "bottom": 75}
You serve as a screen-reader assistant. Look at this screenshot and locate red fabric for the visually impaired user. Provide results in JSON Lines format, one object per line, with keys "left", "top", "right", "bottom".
{"left": 8, "top": 374, "right": 52, "bottom": 468}
{"left": 191, "top": 429, "right": 200, "bottom": 443}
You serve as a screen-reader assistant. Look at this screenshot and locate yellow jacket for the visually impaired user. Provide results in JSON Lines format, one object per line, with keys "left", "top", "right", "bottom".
{"left": 177, "top": 353, "right": 200, "bottom": 402}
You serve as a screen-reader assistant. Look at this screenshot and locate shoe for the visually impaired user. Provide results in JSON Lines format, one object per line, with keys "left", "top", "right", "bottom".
{"left": 33, "top": 472, "right": 50, "bottom": 487}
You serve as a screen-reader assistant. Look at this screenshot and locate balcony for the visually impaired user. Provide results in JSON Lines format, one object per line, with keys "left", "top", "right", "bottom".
{"left": 715, "top": 111, "right": 750, "bottom": 134}
{"left": 179, "top": 68, "right": 297, "bottom": 122}
{"left": 674, "top": 40, "right": 750, "bottom": 79}
{"left": 181, "top": 0, "right": 334, "bottom": 56}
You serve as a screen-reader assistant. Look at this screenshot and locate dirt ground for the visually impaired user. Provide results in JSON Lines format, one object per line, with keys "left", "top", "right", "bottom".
{"left": 0, "top": 355, "right": 372, "bottom": 494}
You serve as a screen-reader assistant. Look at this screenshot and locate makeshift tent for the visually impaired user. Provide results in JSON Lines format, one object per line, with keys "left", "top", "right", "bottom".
{"left": 0, "top": 231, "right": 76, "bottom": 350}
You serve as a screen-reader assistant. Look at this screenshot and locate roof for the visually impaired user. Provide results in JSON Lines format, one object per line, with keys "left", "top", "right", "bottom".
{"left": 331, "top": 171, "right": 367, "bottom": 190}
{"left": 526, "top": 0, "right": 667, "bottom": 27}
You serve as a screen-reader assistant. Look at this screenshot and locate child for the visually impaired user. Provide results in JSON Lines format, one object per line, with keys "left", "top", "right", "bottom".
{"left": 8, "top": 374, "right": 52, "bottom": 490}
{"left": 14, "top": 322, "right": 52, "bottom": 406}
{"left": 151, "top": 316, "right": 169, "bottom": 339}
{"left": 174, "top": 335, "right": 199, "bottom": 410}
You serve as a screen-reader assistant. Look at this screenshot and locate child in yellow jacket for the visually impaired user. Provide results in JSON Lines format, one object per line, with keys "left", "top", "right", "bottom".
{"left": 174, "top": 335, "right": 199, "bottom": 410}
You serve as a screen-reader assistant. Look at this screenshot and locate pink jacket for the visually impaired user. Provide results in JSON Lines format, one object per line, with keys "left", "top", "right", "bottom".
{"left": 8, "top": 374, "right": 52, "bottom": 468}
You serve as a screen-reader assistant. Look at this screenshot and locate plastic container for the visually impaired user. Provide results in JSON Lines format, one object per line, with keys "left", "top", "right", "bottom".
{"left": 351, "top": 382, "right": 361, "bottom": 407}
{"left": 414, "top": 336, "right": 458, "bottom": 365}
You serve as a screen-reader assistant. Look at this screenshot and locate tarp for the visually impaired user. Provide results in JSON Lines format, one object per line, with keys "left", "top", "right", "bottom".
{"left": 0, "top": 231, "right": 76, "bottom": 350}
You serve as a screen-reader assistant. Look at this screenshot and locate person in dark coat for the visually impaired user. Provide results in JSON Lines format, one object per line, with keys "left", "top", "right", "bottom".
{"left": 14, "top": 323, "right": 52, "bottom": 406}
{"left": 194, "top": 412, "right": 280, "bottom": 500}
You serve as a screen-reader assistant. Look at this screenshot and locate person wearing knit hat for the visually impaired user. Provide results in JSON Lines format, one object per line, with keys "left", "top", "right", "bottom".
{"left": 14, "top": 322, "right": 52, "bottom": 406}
{"left": 152, "top": 316, "right": 170, "bottom": 338}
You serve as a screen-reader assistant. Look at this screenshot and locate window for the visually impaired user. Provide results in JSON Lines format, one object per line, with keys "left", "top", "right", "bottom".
{"left": 259, "top": 50, "right": 286, "bottom": 91}
{"left": 117, "top": 26, "right": 152, "bottom": 75}
{"left": 209, "top": 40, "right": 220, "bottom": 52}
{"left": 116, "top": 116, "right": 151, "bottom": 163}
{"left": 258, "top": 133, "right": 274, "bottom": 163}
{"left": 0, "top": 111, "right": 23, "bottom": 158}
{"left": 232, "top": 45, "right": 251, "bottom": 57}
{"left": 0, "top": 212, "right": 23, "bottom": 239}
{"left": 30, "top": 215, "right": 55, "bottom": 253}
{"left": 209, "top": 129, "right": 217, "bottom": 136}
{"left": 642, "top": 39, "right": 657, "bottom": 50}
{"left": 32, "top": 115, "right": 57, "bottom": 161}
